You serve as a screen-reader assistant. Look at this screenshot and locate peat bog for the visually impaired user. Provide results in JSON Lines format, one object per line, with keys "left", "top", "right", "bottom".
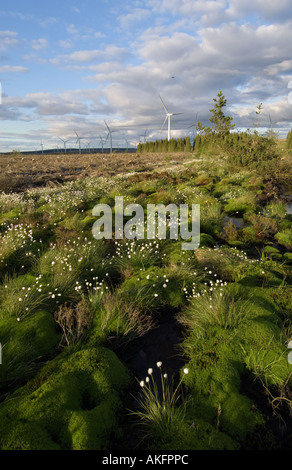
{"left": 0, "top": 143, "right": 291, "bottom": 451}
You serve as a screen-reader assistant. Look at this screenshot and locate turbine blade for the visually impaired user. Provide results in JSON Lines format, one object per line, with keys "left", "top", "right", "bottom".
{"left": 161, "top": 115, "right": 168, "bottom": 130}
{"left": 159, "top": 95, "right": 168, "bottom": 114}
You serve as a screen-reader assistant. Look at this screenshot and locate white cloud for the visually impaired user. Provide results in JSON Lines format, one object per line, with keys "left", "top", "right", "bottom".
{"left": 2, "top": 0, "right": 292, "bottom": 149}
{"left": 31, "top": 38, "right": 49, "bottom": 50}
{"left": 0, "top": 30, "right": 19, "bottom": 50}
{"left": 0, "top": 65, "right": 28, "bottom": 73}
{"left": 226, "top": 0, "right": 292, "bottom": 22}
{"left": 118, "top": 8, "right": 152, "bottom": 29}
{"left": 39, "top": 17, "right": 58, "bottom": 28}
{"left": 67, "top": 24, "right": 79, "bottom": 35}
{"left": 58, "top": 39, "right": 73, "bottom": 49}
{"left": 51, "top": 45, "right": 130, "bottom": 66}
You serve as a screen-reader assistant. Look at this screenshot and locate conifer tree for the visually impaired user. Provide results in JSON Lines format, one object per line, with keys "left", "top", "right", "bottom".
{"left": 209, "top": 91, "right": 234, "bottom": 136}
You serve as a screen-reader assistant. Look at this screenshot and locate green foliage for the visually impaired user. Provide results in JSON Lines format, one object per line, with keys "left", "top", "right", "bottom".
{"left": 117, "top": 265, "right": 189, "bottom": 312}
{"left": 137, "top": 137, "right": 193, "bottom": 154}
{"left": 180, "top": 327, "right": 266, "bottom": 442}
{"left": 0, "top": 135, "right": 291, "bottom": 450}
{"left": 179, "top": 288, "right": 251, "bottom": 338}
{"left": 275, "top": 228, "right": 292, "bottom": 249}
{"left": 208, "top": 91, "right": 235, "bottom": 136}
{"left": 0, "top": 347, "right": 130, "bottom": 450}
{"left": 0, "top": 310, "right": 59, "bottom": 392}
{"left": 223, "top": 191, "right": 257, "bottom": 216}
{"left": 87, "top": 291, "right": 154, "bottom": 349}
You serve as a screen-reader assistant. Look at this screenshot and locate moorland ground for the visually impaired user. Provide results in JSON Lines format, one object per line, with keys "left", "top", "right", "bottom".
{"left": 0, "top": 144, "right": 291, "bottom": 451}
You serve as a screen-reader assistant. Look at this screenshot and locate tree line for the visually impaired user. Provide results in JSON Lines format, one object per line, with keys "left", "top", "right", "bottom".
{"left": 137, "top": 91, "right": 292, "bottom": 168}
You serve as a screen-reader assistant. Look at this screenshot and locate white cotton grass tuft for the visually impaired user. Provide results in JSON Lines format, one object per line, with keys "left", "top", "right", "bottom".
{"left": 132, "top": 361, "right": 189, "bottom": 434}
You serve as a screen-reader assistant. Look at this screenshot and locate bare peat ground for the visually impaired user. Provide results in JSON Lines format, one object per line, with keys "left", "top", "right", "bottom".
{"left": 0, "top": 152, "right": 192, "bottom": 193}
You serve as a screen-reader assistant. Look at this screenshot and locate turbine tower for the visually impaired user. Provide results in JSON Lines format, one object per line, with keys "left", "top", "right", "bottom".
{"left": 159, "top": 95, "right": 183, "bottom": 141}
{"left": 104, "top": 121, "right": 117, "bottom": 153}
{"left": 74, "top": 130, "right": 86, "bottom": 154}
{"left": 99, "top": 136, "right": 106, "bottom": 153}
{"left": 59, "top": 137, "right": 69, "bottom": 153}
{"left": 139, "top": 130, "right": 148, "bottom": 143}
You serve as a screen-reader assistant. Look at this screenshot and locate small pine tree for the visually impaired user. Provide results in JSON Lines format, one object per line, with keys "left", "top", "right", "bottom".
{"left": 209, "top": 91, "right": 234, "bottom": 136}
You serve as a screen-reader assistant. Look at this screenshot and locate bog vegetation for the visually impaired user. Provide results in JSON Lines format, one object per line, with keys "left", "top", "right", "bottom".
{"left": 0, "top": 93, "right": 291, "bottom": 450}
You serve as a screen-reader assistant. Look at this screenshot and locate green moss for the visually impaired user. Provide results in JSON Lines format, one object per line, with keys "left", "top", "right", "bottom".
{"left": 181, "top": 327, "right": 265, "bottom": 442}
{"left": 0, "top": 208, "right": 21, "bottom": 224}
{"left": 200, "top": 233, "right": 216, "bottom": 247}
{"left": 67, "top": 401, "right": 119, "bottom": 450}
{"left": 0, "top": 347, "right": 130, "bottom": 450}
{"left": 275, "top": 229, "right": 292, "bottom": 249}
{"left": 117, "top": 265, "right": 191, "bottom": 312}
{"left": 0, "top": 310, "right": 60, "bottom": 390}
{"left": 224, "top": 192, "right": 257, "bottom": 216}
{"left": 261, "top": 246, "right": 282, "bottom": 260}
{"left": 284, "top": 252, "right": 292, "bottom": 263}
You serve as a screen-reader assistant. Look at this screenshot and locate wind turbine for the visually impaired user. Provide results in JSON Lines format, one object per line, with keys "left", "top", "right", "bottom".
{"left": 85, "top": 141, "right": 91, "bottom": 153}
{"left": 125, "top": 138, "right": 130, "bottom": 152}
{"left": 104, "top": 121, "right": 117, "bottom": 153}
{"left": 99, "top": 136, "right": 106, "bottom": 153}
{"left": 269, "top": 114, "right": 277, "bottom": 130}
{"left": 74, "top": 130, "right": 86, "bottom": 154}
{"left": 159, "top": 95, "right": 183, "bottom": 141}
{"left": 139, "top": 130, "right": 148, "bottom": 143}
{"left": 59, "top": 137, "right": 69, "bottom": 153}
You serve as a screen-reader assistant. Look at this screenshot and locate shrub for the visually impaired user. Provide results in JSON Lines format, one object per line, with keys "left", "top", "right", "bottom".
{"left": 54, "top": 299, "right": 94, "bottom": 350}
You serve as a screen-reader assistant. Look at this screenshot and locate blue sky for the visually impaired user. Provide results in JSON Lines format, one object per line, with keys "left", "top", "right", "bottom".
{"left": 0, "top": 0, "right": 292, "bottom": 152}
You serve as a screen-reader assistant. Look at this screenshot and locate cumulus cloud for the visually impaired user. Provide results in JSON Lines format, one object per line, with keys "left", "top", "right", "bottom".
{"left": 81, "top": 15, "right": 292, "bottom": 137}
{"left": 67, "top": 24, "right": 79, "bottom": 35}
{"left": 0, "top": 30, "right": 19, "bottom": 51}
{"left": 31, "top": 38, "right": 49, "bottom": 50}
{"left": 118, "top": 8, "right": 152, "bottom": 29}
{"left": 2, "top": 0, "right": 292, "bottom": 149}
{"left": 0, "top": 65, "right": 28, "bottom": 73}
{"left": 51, "top": 45, "right": 130, "bottom": 66}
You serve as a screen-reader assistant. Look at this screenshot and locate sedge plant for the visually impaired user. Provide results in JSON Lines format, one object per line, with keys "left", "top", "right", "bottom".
{"left": 130, "top": 362, "right": 190, "bottom": 446}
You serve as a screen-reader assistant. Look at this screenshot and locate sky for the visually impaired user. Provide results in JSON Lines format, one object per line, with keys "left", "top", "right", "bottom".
{"left": 0, "top": 0, "right": 292, "bottom": 152}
